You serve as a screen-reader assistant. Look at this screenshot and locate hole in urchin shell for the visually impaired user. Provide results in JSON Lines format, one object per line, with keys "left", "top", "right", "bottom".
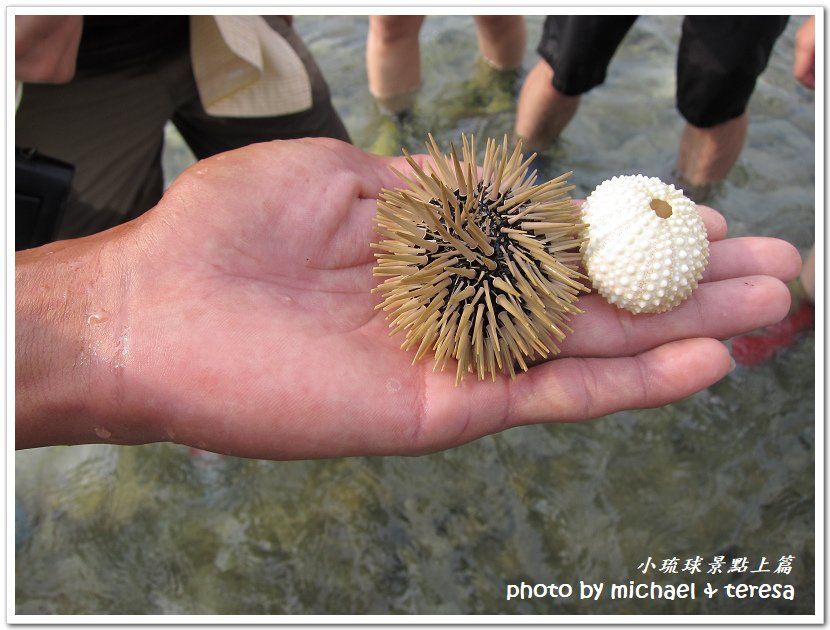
{"left": 650, "top": 198, "right": 673, "bottom": 219}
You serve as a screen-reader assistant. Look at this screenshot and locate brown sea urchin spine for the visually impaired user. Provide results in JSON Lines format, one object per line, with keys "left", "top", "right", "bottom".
{"left": 372, "top": 134, "right": 589, "bottom": 384}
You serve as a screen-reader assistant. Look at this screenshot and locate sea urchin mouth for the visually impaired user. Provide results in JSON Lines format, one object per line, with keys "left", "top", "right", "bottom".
{"left": 372, "top": 134, "right": 589, "bottom": 384}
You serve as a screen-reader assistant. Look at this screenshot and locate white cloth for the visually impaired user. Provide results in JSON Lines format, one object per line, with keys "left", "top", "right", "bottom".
{"left": 190, "top": 15, "right": 312, "bottom": 118}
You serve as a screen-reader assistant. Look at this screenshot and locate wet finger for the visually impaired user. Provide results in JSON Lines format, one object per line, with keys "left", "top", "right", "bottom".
{"left": 502, "top": 337, "right": 732, "bottom": 425}
{"left": 560, "top": 275, "right": 791, "bottom": 358}
{"left": 702, "top": 237, "right": 802, "bottom": 283}
{"left": 417, "top": 337, "right": 732, "bottom": 452}
{"left": 696, "top": 205, "right": 727, "bottom": 241}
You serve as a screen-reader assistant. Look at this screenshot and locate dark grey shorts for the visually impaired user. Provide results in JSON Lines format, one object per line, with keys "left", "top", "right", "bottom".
{"left": 16, "top": 16, "right": 351, "bottom": 241}
{"left": 537, "top": 15, "right": 789, "bottom": 127}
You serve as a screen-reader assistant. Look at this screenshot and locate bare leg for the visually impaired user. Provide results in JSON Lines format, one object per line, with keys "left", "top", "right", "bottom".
{"left": 676, "top": 112, "right": 749, "bottom": 190}
{"left": 514, "top": 59, "right": 580, "bottom": 153}
{"left": 800, "top": 245, "right": 815, "bottom": 302}
{"left": 366, "top": 16, "right": 425, "bottom": 113}
{"left": 473, "top": 16, "right": 526, "bottom": 70}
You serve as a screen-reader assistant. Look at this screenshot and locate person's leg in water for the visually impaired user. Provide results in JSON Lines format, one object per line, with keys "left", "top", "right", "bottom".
{"left": 473, "top": 15, "right": 526, "bottom": 70}
{"left": 514, "top": 16, "right": 636, "bottom": 176}
{"left": 799, "top": 245, "right": 816, "bottom": 302}
{"left": 673, "top": 16, "right": 788, "bottom": 200}
{"left": 514, "top": 59, "right": 580, "bottom": 154}
{"left": 675, "top": 113, "right": 748, "bottom": 200}
{"left": 676, "top": 17, "right": 808, "bottom": 365}
{"left": 364, "top": 16, "right": 425, "bottom": 155}
{"left": 464, "top": 16, "right": 527, "bottom": 115}
{"left": 366, "top": 15, "right": 425, "bottom": 116}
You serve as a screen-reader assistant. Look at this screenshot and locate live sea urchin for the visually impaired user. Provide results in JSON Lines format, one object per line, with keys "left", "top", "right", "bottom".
{"left": 371, "top": 134, "right": 589, "bottom": 384}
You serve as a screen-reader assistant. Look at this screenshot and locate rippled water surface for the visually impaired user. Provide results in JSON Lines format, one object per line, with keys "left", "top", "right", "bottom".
{"left": 15, "top": 15, "right": 817, "bottom": 616}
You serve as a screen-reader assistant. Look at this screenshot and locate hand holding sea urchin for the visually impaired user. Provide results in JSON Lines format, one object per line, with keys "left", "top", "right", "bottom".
{"left": 372, "top": 134, "right": 589, "bottom": 384}
{"left": 580, "top": 174, "right": 709, "bottom": 314}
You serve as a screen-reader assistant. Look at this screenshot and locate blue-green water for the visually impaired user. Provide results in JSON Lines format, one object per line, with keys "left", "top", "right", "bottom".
{"left": 15, "top": 15, "right": 816, "bottom": 615}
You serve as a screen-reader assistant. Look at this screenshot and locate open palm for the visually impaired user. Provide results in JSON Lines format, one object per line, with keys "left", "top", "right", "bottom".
{"left": 87, "top": 139, "right": 801, "bottom": 459}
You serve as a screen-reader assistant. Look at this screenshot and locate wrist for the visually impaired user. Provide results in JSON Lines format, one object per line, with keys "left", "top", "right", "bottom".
{"left": 15, "top": 229, "right": 159, "bottom": 448}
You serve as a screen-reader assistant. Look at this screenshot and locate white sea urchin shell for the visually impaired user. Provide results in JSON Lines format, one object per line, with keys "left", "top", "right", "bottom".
{"left": 580, "top": 174, "right": 709, "bottom": 314}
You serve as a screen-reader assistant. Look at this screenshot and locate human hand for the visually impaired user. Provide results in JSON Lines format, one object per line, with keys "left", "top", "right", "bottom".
{"left": 15, "top": 15, "right": 83, "bottom": 84}
{"left": 793, "top": 15, "right": 816, "bottom": 90}
{"left": 15, "top": 139, "right": 801, "bottom": 458}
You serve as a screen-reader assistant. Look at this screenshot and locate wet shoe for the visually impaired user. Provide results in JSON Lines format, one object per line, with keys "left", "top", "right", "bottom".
{"left": 471, "top": 59, "right": 520, "bottom": 115}
{"left": 669, "top": 169, "right": 715, "bottom": 204}
{"left": 368, "top": 114, "right": 406, "bottom": 156}
{"left": 434, "top": 58, "right": 520, "bottom": 127}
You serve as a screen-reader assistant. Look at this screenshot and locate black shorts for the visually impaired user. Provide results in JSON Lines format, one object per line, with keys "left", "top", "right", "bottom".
{"left": 537, "top": 15, "right": 789, "bottom": 127}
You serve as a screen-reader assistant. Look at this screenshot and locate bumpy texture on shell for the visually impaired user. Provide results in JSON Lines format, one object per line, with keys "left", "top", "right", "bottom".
{"left": 580, "top": 174, "right": 709, "bottom": 314}
{"left": 372, "top": 134, "right": 589, "bottom": 384}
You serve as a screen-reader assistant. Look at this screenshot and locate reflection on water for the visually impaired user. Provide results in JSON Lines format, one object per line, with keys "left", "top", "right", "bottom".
{"left": 16, "top": 15, "right": 816, "bottom": 615}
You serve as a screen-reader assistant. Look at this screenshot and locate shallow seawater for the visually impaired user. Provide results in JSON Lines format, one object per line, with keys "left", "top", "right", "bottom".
{"left": 15, "top": 15, "right": 816, "bottom": 615}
